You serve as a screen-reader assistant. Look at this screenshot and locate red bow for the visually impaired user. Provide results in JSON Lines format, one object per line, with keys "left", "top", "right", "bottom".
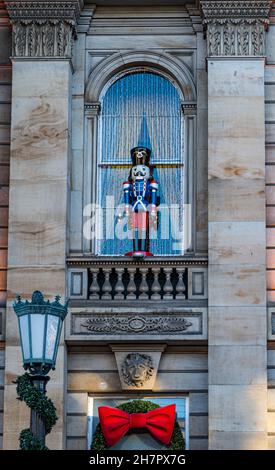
{"left": 98, "top": 404, "right": 176, "bottom": 447}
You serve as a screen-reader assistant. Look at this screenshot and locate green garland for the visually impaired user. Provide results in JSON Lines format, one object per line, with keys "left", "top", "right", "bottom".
{"left": 91, "top": 400, "right": 185, "bottom": 450}
{"left": 15, "top": 374, "right": 58, "bottom": 450}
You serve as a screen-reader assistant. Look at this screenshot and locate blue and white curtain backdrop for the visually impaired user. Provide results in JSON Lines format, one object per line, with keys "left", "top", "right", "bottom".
{"left": 97, "top": 71, "right": 184, "bottom": 255}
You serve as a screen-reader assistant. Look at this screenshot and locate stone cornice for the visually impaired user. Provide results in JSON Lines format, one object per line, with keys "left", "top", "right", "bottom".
{"left": 5, "top": 1, "right": 82, "bottom": 58}
{"left": 201, "top": 0, "right": 273, "bottom": 57}
{"left": 66, "top": 256, "right": 208, "bottom": 268}
{"left": 5, "top": 1, "right": 81, "bottom": 21}
{"left": 201, "top": 1, "right": 272, "bottom": 23}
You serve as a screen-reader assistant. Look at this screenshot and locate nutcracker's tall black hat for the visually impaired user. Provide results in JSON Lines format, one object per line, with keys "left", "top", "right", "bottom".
{"left": 131, "top": 147, "right": 151, "bottom": 166}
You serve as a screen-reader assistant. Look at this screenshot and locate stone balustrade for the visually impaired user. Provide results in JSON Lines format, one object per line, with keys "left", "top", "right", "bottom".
{"left": 89, "top": 264, "right": 186, "bottom": 301}
{"left": 67, "top": 257, "right": 208, "bottom": 302}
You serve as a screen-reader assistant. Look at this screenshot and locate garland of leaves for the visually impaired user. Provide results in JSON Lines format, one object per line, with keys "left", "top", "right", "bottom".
{"left": 15, "top": 374, "right": 58, "bottom": 450}
{"left": 91, "top": 400, "right": 185, "bottom": 450}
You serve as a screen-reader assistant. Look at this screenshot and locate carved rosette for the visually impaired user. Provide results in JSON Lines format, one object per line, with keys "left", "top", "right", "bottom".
{"left": 6, "top": 1, "right": 80, "bottom": 58}
{"left": 201, "top": 1, "right": 272, "bottom": 57}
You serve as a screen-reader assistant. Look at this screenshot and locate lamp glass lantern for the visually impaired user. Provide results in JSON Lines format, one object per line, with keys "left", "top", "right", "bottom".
{"left": 14, "top": 291, "right": 68, "bottom": 375}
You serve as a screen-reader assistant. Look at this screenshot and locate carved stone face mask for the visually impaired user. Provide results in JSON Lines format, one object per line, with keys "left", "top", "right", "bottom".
{"left": 121, "top": 353, "right": 154, "bottom": 387}
{"left": 128, "top": 362, "right": 148, "bottom": 384}
{"left": 131, "top": 165, "right": 150, "bottom": 180}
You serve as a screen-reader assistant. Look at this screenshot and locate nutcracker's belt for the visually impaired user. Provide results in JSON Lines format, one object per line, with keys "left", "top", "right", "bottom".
{"left": 132, "top": 199, "right": 147, "bottom": 211}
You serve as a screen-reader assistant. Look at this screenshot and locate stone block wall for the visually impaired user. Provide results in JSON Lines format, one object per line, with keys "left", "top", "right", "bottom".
{"left": 0, "top": 0, "right": 274, "bottom": 451}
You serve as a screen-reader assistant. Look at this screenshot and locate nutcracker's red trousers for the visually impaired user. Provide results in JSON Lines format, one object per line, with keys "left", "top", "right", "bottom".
{"left": 132, "top": 211, "right": 148, "bottom": 231}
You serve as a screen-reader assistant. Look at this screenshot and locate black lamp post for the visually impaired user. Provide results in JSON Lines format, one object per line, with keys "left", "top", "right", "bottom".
{"left": 13, "top": 290, "right": 68, "bottom": 446}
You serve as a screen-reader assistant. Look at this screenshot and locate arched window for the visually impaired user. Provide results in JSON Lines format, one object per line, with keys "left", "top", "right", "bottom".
{"left": 97, "top": 70, "right": 184, "bottom": 256}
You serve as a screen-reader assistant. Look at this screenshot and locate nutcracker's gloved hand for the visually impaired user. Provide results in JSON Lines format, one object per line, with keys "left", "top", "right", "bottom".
{"left": 127, "top": 215, "right": 133, "bottom": 230}
{"left": 118, "top": 205, "right": 130, "bottom": 224}
{"left": 117, "top": 212, "right": 124, "bottom": 224}
{"left": 123, "top": 205, "right": 133, "bottom": 229}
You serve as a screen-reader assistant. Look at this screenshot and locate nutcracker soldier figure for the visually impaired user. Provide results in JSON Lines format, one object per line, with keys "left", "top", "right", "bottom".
{"left": 123, "top": 147, "right": 158, "bottom": 257}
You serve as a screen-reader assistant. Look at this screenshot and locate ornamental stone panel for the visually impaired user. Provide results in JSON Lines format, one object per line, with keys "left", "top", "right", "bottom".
{"left": 67, "top": 307, "right": 207, "bottom": 341}
{"left": 6, "top": 1, "right": 81, "bottom": 58}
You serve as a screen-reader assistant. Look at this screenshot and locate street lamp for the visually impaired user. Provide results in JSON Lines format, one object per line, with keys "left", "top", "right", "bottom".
{"left": 13, "top": 290, "right": 68, "bottom": 446}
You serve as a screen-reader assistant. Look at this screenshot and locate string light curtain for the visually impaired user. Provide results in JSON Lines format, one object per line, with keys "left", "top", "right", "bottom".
{"left": 97, "top": 71, "right": 184, "bottom": 255}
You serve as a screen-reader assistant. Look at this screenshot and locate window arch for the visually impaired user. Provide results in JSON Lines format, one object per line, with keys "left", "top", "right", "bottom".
{"left": 96, "top": 69, "right": 185, "bottom": 256}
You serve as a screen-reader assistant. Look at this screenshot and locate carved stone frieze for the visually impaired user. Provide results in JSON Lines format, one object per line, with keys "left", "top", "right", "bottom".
{"left": 201, "top": 1, "right": 272, "bottom": 57}
{"left": 6, "top": 1, "right": 81, "bottom": 58}
{"left": 68, "top": 308, "right": 207, "bottom": 340}
{"left": 80, "top": 314, "right": 193, "bottom": 335}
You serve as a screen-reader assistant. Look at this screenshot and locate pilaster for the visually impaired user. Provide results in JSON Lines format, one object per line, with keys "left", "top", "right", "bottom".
{"left": 201, "top": 0, "right": 272, "bottom": 450}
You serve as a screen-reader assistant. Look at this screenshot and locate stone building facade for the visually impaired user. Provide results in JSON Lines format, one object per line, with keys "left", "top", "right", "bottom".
{"left": 0, "top": 0, "right": 275, "bottom": 450}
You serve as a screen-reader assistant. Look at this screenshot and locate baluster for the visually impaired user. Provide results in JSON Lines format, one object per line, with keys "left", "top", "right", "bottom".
{"left": 89, "top": 269, "right": 100, "bottom": 300}
{"left": 115, "top": 267, "right": 125, "bottom": 300}
{"left": 151, "top": 267, "right": 161, "bottom": 300}
{"left": 139, "top": 267, "right": 149, "bottom": 300}
{"left": 126, "top": 267, "right": 137, "bottom": 300}
{"left": 102, "top": 268, "right": 112, "bottom": 300}
{"left": 176, "top": 267, "right": 186, "bottom": 300}
{"left": 163, "top": 267, "right": 173, "bottom": 300}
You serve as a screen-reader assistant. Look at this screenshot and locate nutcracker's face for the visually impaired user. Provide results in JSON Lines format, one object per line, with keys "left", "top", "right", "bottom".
{"left": 131, "top": 165, "right": 150, "bottom": 180}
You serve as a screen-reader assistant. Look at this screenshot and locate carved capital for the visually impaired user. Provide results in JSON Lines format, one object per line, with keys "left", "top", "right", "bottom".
{"left": 181, "top": 101, "right": 197, "bottom": 115}
{"left": 84, "top": 102, "right": 101, "bottom": 116}
{"left": 201, "top": 1, "right": 272, "bottom": 57}
{"left": 5, "top": 1, "right": 81, "bottom": 58}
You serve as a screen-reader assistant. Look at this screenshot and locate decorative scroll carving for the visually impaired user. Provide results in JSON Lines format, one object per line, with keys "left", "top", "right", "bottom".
{"left": 121, "top": 353, "right": 154, "bottom": 388}
{"left": 201, "top": 1, "right": 272, "bottom": 57}
{"left": 6, "top": 1, "right": 80, "bottom": 58}
{"left": 69, "top": 308, "right": 207, "bottom": 339}
{"left": 80, "top": 314, "right": 193, "bottom": 334}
